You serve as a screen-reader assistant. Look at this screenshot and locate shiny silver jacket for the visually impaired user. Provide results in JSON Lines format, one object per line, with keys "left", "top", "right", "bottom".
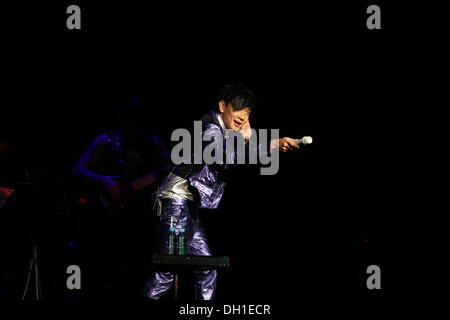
{"left": 171, "top": 110, "right": 268, "bottom": 209}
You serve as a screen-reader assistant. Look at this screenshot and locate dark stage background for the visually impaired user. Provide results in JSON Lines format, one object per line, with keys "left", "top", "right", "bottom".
{"left": 1, "top": 1, "right": 449, "bottom": 304}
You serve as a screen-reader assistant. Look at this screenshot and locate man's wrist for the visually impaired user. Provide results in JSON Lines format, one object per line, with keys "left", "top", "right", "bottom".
{"left": 270, "top": 139, "right": 279, "bottom": 150}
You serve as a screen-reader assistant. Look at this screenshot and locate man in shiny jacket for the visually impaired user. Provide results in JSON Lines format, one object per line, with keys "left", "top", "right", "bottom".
{"left": 142, "top": 83, "right": 300, "bottom": 300}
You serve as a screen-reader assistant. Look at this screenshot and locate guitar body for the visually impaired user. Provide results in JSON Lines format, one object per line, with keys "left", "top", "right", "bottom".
{"left": 97, "top": 174, "right": 157, "bottom": 215}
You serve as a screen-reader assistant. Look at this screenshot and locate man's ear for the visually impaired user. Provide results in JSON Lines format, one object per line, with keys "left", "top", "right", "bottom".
{"left": 218, "top": 100, "right": 226, "bottom": 114}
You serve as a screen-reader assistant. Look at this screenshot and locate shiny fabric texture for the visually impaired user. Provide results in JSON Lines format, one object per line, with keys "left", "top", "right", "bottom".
{"left": 142, "top": 197, "right": 217, "bottom": 300}
{"left": 143, "top": 111, "right": 269, "bottom": 300}
{"left": 173, "top": 110, "right": 269, "bottom": 209}
{"left": 158, "top": 172, "right": 195, "bottom": 202}
{"left": 172, "top": 111, "right": 231, "bottom": 209}
{"left": 153, "top": 172, "right": 195, "bottom": 217}
{"left": 188, "top": 164, "right": 225, "bottom": 209}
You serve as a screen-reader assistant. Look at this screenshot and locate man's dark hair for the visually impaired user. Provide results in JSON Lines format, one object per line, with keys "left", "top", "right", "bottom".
{"left": 217, "top": 83, "right": 256, "bottom": 111}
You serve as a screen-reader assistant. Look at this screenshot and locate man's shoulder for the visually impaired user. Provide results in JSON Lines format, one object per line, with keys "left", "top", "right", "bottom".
{"left": 201, "top": 110, "right": 219, "bottom": 124}
{"left": 200, "top": 111, "right": 222, "bottom": 132}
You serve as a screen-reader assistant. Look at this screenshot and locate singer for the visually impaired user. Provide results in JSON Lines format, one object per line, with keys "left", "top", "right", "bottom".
{"left": 142, "top": 83, "right": 302, "bottom": 300}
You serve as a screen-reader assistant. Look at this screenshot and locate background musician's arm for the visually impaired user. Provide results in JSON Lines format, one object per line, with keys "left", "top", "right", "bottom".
{"left": 130, "top": 135, "right": 172, "bottom": 190}
{"left": 72, "top": 134, "right": 122, "bottom": 201}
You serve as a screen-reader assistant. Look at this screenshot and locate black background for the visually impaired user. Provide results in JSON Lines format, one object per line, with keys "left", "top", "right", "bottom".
{"left": 2, "top": 0, "right": 449, "bottom": 306}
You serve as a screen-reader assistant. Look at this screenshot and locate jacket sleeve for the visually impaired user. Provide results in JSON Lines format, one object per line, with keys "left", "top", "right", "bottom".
{"left": 202, "top": 123, "right": 271, "bottom": 166}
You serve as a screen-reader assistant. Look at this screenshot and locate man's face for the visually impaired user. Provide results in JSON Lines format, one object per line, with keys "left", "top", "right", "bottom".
{"left": 218, "top": 101, "right": 251, "bottom": 130}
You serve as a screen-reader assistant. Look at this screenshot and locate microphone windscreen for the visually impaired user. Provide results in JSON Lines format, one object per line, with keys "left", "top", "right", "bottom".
{"left": 302, "top": 136, "right": 313, "bottom": 144}
{"left": 295, "top": 136, "right": 313, "bottom": 145}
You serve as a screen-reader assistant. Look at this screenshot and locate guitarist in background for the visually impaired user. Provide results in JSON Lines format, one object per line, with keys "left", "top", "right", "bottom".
{"left": 72, "top": 98, "right": 171, "bottom": 297}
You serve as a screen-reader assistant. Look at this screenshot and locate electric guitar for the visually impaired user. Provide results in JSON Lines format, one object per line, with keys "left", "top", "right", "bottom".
{"left": 98, "top": 172, "right": 158, "bottom": 214}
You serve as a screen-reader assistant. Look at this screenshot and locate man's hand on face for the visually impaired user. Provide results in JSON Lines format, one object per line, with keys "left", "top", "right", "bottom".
{"left": 239, "top": 120, "right": 252, "bottom": 141}
{"left": 270, "top": 137, "right": 301, "bottom": 152}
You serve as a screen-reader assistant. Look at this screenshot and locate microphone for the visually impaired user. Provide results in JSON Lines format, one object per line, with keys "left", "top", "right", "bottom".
{"left": 294, "top": 136, "right": 313, "bottom": 146}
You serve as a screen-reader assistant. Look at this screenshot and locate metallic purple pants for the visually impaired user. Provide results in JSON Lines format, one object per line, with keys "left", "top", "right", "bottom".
{"left": 142, "top": 197, "right": 217, "bottom": 300}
